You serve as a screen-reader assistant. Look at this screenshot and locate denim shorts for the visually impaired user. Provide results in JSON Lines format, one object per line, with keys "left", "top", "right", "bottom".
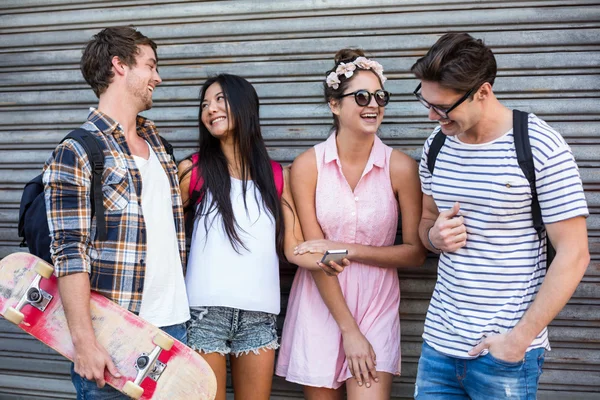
{"left": 187, "top": 306, "right": 279, "bottom": 357}
{"left": 415, "top": 341, "right": 545, "bottom": 400}
{"left": 71, "top": 322, "right": 187, "bottom": 399}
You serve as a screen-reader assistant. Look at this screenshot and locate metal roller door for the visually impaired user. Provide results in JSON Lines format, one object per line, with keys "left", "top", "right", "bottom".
{"left": 0, "top": 1, "right": 598, "bottom": 398}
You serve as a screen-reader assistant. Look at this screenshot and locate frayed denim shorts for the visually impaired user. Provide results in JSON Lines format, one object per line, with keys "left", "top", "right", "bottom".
{"left": 187, "top": 306, "right": 279, "bottom": 357}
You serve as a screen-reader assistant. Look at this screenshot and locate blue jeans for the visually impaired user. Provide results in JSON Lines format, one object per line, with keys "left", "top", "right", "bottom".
{"left": 71, "top": 322, "right": 187, "bottom": 399}
{"left": 415, "top": 341, "right": 545, "bottom": 400}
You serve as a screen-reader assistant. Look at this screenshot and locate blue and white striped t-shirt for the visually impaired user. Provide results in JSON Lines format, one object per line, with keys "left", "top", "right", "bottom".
{"left": 419, "top": 113, "right": 588, "bottom": 359}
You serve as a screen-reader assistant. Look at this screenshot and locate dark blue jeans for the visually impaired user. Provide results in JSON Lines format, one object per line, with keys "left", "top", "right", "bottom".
{"left": 71, "top": 322, "right": 187, "bottom": 400}
{"left": 415, "top": 341, "right": 545, "bottom": 400}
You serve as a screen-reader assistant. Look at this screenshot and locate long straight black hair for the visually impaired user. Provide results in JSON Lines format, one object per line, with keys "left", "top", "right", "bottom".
{"left": 186, "top": 74, "right": 284, "bottom": 258}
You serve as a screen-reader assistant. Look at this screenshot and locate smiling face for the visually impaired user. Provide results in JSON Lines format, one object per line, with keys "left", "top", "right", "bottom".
{"left": 125, "top": 44, "right": 161, "bottom": 111}
{"left": 200, "top": 82, "right": 235, "bottom": 140}
{"left": 419, "top": 80, "right": 484, "bottom": 137}
{"left": 330, "top": 70, "right": 384, "bottom": 136}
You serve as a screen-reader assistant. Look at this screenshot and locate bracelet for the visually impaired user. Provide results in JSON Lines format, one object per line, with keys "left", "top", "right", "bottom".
{"left": 427, "top": 227, "right": 441, "bottom": 252}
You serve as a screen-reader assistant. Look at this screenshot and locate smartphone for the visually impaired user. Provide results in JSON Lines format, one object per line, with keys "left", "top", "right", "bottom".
{"left": 320, "top": 249, "right": 348, "bottom": 266}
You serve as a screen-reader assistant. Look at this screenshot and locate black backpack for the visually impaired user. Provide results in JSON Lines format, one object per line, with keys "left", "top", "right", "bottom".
{"left": 18, "top": 128, "right": 175, "bottom": 264}
{"left": 426, "top": 109, "right": 556, "bottom": 267}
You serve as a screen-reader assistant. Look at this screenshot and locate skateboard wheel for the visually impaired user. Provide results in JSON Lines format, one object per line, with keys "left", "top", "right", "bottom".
{"left": 34, "top": 261, "right": 54, "bottom": 279}
{"left": 153, "top": 331, "right": 174, "bottom": 351}
{"left": 4, "top": 307, "right": 24, "bottom": 325}
{"left": 122, "top": 381, "right": 144, "bottom": 399}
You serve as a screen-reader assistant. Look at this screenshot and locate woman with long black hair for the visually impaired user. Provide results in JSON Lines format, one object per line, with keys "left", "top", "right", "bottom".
{"left": 177, "top": 74, "right": 337, "bottom": 400}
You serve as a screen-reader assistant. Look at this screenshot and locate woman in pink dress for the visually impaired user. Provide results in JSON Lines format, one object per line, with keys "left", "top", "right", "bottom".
{"left": 276, "top": 49, "right": 427, "bottom": 399}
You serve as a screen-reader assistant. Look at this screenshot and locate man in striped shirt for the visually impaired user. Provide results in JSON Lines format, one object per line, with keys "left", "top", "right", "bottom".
{"left": 411, "top": 33, "right": 589, "bottom": 399}
{"left": 43, "top": 27, "right": 190, "bottom": 399}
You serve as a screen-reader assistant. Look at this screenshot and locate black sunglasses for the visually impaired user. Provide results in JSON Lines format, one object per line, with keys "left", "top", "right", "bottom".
{"left": 413, "top": 83, "right": 477, "bottom": 119}
{"left": 340, "top": 89, "right": 391, "bottom": 107}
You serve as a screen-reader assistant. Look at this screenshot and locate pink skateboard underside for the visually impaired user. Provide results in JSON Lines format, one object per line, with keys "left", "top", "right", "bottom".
{"left": 0, "top": 253, "right": 216, "bottom": 400}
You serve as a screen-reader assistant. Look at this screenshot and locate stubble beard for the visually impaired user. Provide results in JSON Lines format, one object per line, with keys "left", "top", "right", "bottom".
{"left": 126, "top": 73, "right": 153, "bottom": 112}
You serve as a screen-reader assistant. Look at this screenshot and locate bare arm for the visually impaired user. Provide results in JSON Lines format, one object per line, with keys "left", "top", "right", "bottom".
{"left": 470, "top": 216, "right": 590, "bottom": 360}
{"left": 58, "top": 274, "right": 94, "bottom": 344}
{"left": 513, "top": 217, "right": 590, "bottom": 343}
{"left": 295, "top": 151, "right": 426, "bottom": 268}
{"left": 58, "top": 274, "right": 120, "bottom": 386}
{"left": 418, "top": 194, "right": 440, "bottom": 253}
{"left": 281, "top": 165, "right": 333, "bottom": 270}
{"left": 290, "top": 149, "right": 377, "bottom": 387}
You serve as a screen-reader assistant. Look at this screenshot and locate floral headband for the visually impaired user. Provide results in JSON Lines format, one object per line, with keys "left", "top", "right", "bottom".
{"left": 326, "top": 56, "right": 387, "bottom": 90}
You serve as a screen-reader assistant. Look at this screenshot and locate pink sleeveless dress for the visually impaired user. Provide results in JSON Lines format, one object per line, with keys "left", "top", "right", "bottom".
{"left": 276, "top": 133, "right": 401, "bottom": 389}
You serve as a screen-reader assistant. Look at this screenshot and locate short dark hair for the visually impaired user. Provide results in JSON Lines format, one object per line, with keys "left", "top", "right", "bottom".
{"left": 80, "top": 26, "right": 157, "bottom": 98}
{"left": 411, "top": 33, "right": 497, "bottom": 92}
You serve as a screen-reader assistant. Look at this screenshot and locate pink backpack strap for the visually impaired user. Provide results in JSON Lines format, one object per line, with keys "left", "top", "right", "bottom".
{"left": 189, "top": 153, "right": 204, "bottom": 198}
{"left": 270, "top": 160, "right": 283, "bottom": 199}
{"left": 191, "top": 155, "right": 281, "bottom": 200}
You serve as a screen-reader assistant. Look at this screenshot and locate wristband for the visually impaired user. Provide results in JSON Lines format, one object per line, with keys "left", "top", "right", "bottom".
{"left": 427, "top": 227, "right": 441, "bottom": 252}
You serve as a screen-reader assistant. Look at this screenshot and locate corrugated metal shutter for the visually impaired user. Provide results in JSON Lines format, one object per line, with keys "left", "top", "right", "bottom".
{"left": 1, "top": 1, "right": 598, "bottom": 399}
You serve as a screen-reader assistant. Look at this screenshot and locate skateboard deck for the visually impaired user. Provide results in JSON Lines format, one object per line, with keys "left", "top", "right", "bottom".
{"left": 0, "top": 252, "right": 216, "bottom": 399}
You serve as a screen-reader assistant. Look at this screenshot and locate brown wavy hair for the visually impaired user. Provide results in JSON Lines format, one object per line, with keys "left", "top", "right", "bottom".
{"left": 81, "top": 26, "right": 157, "bottom": 98}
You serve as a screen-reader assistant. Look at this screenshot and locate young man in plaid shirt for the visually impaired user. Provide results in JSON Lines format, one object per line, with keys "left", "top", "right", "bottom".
{"left": 43, "top": 26, "right": 190, "bottom": 398}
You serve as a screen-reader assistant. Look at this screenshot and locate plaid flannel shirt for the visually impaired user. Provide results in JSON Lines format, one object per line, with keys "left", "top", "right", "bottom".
{"left": 43, "top": 108, "right": 186, "bottom": 313}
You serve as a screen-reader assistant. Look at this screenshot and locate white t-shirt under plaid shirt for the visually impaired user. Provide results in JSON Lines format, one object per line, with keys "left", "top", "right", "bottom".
{"left": 419, "top": 113, "right": 588, "bottom": 359}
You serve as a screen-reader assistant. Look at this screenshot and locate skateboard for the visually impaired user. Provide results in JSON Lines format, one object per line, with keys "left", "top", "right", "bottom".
{"left": 0, "top": 252, "right": 216, "bottom": 399}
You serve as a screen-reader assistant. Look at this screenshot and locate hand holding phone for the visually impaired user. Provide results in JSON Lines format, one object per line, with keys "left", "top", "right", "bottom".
{"left": 320, "top": 249, "right": 348, "bottom": 266}
{"left": 319, "top": 249, "right": 348, "bottom": 276}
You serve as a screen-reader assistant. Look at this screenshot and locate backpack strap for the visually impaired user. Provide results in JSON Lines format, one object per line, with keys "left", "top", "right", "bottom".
{"left": 513, "top": 110, "right": 556, "bottom": 266}
{"left": 159, "top": 135, "right": 175, "bottom": 164}
{"left": 513, "top": 109, "right": 543, "bottom": 241}
{"left": 189, "top": 153, "right": 204, "bottom": 197}
{"left": 61, "top": 128, "right": 107, "bottom": 241}
{"left": 427, "top": 129, "right": 447, "bottom": 174}
{"left": 188, "top": 154, "right": 283, "bottom": 200}
{"left": 270, "top": 160, "right": 284, "bottom": 199}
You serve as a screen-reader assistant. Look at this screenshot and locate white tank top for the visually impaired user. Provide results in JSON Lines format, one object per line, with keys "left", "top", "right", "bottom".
{"left": 185, "top": 178, "right": 280, "bottom": 315}
{"left": 133, "top": 144, "right": 190, "bottom": 327}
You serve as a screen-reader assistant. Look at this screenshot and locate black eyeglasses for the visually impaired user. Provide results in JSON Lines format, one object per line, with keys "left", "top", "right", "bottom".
{"left": 340, "top": 89, "right": 391, "bottom": 107}
{"left": 413, "top": 83, "right": 477, "bottom": 119}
